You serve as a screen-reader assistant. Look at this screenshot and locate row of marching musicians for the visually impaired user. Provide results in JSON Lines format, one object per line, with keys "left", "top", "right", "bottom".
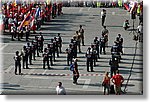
{"left": 85, "top": 32, "right": 123, "bottom": 76}
{"left": 13, "top": 32, "right": 62, "bottom": 75}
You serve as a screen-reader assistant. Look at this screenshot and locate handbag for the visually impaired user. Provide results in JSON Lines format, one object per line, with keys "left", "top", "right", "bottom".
{"left": 102, "top": 81, "right": 106, "bottom": 86}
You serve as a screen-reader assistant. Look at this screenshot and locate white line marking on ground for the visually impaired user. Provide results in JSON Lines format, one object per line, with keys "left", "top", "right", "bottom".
{"left": 42, "top": 70, "right": 47, "bottom": 74}
{"left": 0, "top": 44, "right": 8, "bottom": 50}
{"left": 5, "top": 65, "right": 14, "bottom": 73}
{"left": 79, "top": 8, "right": 83, "bottom": 12}
{"left": 83, "top": 79, "right": 91, "bottom": 89}
{"left": 88, "top": 7, "right": 91, "bottom": 11}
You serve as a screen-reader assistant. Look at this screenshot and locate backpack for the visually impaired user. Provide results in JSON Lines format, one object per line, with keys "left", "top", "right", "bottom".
{"left": 70, "top": 64, "right": 74, "bottom": 71}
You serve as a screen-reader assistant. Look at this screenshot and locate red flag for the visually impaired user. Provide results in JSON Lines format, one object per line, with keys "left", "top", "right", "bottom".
{"left": 18, "top": 12, "right": 31, "bottom": 30}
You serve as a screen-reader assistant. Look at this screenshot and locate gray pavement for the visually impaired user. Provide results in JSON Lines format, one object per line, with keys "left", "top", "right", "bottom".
{"left": 0, "top": 7, "right": 143, "bottom": 95}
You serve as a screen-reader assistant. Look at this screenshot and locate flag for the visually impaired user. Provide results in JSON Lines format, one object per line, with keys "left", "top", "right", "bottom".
{"left": 30, "top": 16, "right": 35, "bottom": 28}
{"left": 124, "top": 3, "right": 130, "bottom": 11}
{"left": 18, "top": 12, "right": 31, "bottom": 30}
{"left": 130, "top": 2, "right": 137, "bottom": 13}
{"left": 35, "top": 7, "right": 41, "bottom": 18}
{"left": 13, "top": 0, "right": 17, "bottom": 7}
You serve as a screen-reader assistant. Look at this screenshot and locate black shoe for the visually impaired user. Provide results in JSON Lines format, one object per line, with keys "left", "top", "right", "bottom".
{"left": 91, "top": 70, "right": 95, "bottom": 72}
{"left": 26, "top": 67, "right": 30, "bottom": 69}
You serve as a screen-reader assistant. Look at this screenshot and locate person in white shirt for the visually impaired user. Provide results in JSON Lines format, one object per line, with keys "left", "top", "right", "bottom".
{"left": 56, "top": 82, "right": 66, "bottom": 95}
{"left": 137, "top": 23, "right": 143, "bottom": 42}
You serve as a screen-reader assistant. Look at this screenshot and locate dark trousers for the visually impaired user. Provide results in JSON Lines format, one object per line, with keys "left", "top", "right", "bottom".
{"left": 32, "top": 50, "right": 36, "bottom": 60}
{"left": 81, "top": 38, "right": 84, "bottom": 46}
{"left": 73, "top": 74, "right": 79, "bottom": 83}
{"left": 49, "top": 56, "right": 53, "bottom": 66}
{"left": 22, "top": 56, "right": 26, "bottom": 69}
{"left": 78, "top": 42, "right": 81, "bottom": 52}
{"left": 26, "top": 32, "right": 29, "bottom": 41}
{"left": 43, "top": 58, "right": 50, "bottom": 69}
{"left": 59, "top": 45, "right": 62, "bottom": 53}
{"left": 100, "top": 45, "right": 106, "bottom": 54}
{"left": 110, "top": 67, "right": 118, "bottom": 78}
{"left": 56, "top": 48, "right": 59, "bottom": 57}
{"left": 53, "top": 51, "right": 55, "bottom": 61}
{"left": 25, "top": 55, "right": 29, "bottom": 68}
{"left": 36, "top": 47, "right": 40, "bottom": 57}
{"left": 39, "top": 43, "right": 43, "bottom": 53}
{"left": 96, "top": 47, "right": 100, "bottom": 58}
{"left": 67, "top": 55, "right": 72, "bottom": 66}
{"left": 73, "top": 48, "right": 77, "bottom": 58}
{"left": 102, "top": 16, "right": 106, "bottom": 26}
{"left": 93, "top": 56, "right": 96, "bottom": 66}
{"left": 87, "top": 58, "right": 93, "bottom": 72}
{"left": 15, "top": 62, "right": 21, "bottom": 74}
{"left": 11, "top": 32, "right": 14, "bottom": 40}
{"left": 29, "top": 53, "right": 32, "bottom": 65}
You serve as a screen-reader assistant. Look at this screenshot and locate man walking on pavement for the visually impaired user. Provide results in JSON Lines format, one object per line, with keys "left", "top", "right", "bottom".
{"left": 72, "top": 58, "right": 79, "bottom": 85}
{"left": 101, "top": 9, "right": 106, "bottom": 26}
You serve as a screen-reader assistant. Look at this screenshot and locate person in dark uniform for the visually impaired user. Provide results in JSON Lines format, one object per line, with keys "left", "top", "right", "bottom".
{"left": 20, "top": 29, "right": 24, "bottom": 39}
{"left": 56, "top": 33, "right": 62, "bottom": 53}
{"left": 72, "top": 37, "right": 78, "bottom": 58}
{"left": 26, "top": 42, "right": 33, "bottom": 65}
{"left": 35, "top": 36, "right": 40, "bottom": 57}
{"left": 116, "top": 34, "right": 123, "bottom": 54}
{"left": 100, "top": 34, "right": 106, "bottom": 54}
{"left": 47, "top": 43, "right": 53, "bottom": 66}
{"left": 72, "top": 58, "right": 79, "bottom": 84}
{"left": 91, "top": 44, "right": 97, "bottom": 67}
{"left": 101, "top": 9, "right": 106, "bottom": 26}
{"left": 25, "top": 26, "right": 30, "bottom": 41}
{"left": 94, "top": 37, "right": 100, "bottom": 58}
{"left": 43, "top": 48, "right": 50, "bottom": 69}
{"left": 50, "top": 39, "right": 56, "bottom": 62}
{"left": 14, "top": 51, "right": 21, "bottom": 75}
{"left": 66, "top": 44, "right": 73, "bottom": 66}
{"left": 111, "top": 41, "right": 121, "bottom": 62}
{"left": 39, "top": 32, "right": 44, "bottom": 53}
{"left": 102, "top": 26, "right": 109, "bottom": 47}
{"left": 109, "top": 58, "right": 119, "bottom": 78}
{"left": 16, "top": 28, "right": 21, "bottom": 41}
{"left": 86, "top": 47, "right": 94, "bottom": 72}
{"left": 31, "top": 40, "right": 36, "bottom": 60}
{"left": 54, "top": 37, "right": 59, "bottom": 58}
{"left": 79, "top": 25, "right": 85, "bottom": 46}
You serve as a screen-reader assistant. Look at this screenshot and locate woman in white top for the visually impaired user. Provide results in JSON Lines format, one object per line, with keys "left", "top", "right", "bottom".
{"left": 56, "top": 82, "right": 66, "bottom": 95}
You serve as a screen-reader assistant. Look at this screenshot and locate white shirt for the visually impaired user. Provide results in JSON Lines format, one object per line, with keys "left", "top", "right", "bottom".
{"left": 56, "top": 86, "right": 66, "bottom": 95}
{"left": 137, "top": 25, "right": 143, "bottom": 33}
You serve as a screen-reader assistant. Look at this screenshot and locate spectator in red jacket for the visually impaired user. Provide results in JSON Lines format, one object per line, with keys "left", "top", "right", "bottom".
{"left": 111, "top": 70, "right": 124, "bottom": 95}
